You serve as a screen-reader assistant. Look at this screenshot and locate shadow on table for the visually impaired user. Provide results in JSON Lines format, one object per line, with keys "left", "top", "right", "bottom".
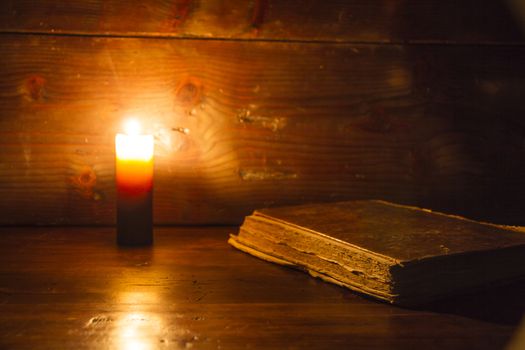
{"left": 414, "top": 278, "right": 525, "bottom": 326}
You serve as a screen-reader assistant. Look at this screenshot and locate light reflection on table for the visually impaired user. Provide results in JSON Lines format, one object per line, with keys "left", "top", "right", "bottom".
{"left": 113, "top": 291, "right": 164, "bottom": 349}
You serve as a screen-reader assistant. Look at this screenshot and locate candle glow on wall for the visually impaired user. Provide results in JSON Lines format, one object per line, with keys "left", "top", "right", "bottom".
{"left": 115, "top": 119, "right": 154, "bottom": 246}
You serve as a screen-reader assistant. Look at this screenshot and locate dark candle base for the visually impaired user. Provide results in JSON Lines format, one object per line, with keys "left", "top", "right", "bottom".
{"left": 117, "top": 193, "right": 153, "bottom": 246}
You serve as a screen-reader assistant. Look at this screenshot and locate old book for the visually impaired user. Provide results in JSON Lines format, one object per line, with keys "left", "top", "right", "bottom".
{"left": 228, "top": 200, "right": 525, "bottom": 305}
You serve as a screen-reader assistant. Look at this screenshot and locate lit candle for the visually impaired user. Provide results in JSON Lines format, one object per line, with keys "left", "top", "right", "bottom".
{"left": 115, "top": 119, "right": 154, "bottom": 246}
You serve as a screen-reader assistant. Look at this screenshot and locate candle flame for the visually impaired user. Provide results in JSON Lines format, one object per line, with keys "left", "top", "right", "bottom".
{"left": 124, "top": 119, "right": 142, "bottom": 136}
{"left": 117, "top": 119, "right": 153, "bottom": 161}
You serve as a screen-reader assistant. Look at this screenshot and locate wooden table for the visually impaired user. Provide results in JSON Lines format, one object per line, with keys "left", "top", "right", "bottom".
{"left": 0, "top": 227, "right": 523, "bottom": 349}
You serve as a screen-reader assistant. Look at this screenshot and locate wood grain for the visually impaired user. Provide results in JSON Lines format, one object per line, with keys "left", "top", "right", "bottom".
{"left": 0, "top": 0, "right": 523, "bottom": 44}
{"left": 0, "top": 34, "right": 524, "bottom": 225}
{"left": 0, "top": 227, "right": 523, "bottom": 349}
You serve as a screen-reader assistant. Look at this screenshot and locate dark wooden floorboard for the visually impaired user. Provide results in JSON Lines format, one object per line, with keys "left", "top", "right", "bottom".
{"left": 0, "top": 227, "right": 523, "bottom": 349}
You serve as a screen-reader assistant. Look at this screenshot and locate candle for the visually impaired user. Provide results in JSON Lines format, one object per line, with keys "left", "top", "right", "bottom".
{"left": 115, "top": 119, "right": 154, "bottom": 246}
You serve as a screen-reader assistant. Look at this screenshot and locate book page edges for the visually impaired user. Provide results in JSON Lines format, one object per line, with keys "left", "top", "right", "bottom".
{"left": 228, "top": 234, "right": 397, "bottom": 303}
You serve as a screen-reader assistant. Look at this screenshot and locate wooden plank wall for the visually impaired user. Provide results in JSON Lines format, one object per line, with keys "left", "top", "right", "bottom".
{"left": 0, "top": 1, "right": 524, "bottom": 226}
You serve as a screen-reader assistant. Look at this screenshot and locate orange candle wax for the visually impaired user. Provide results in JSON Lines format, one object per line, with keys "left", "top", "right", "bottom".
{"left": 115, "top": 121, "right": 154, "bottom": 246}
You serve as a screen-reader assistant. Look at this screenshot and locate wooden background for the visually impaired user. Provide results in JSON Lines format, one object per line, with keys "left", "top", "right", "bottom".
{"left": 0, "top": 0, "right": 524, "bottom": 226}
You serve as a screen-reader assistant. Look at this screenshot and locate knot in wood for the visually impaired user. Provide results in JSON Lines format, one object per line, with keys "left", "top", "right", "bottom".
{"left": 176, "top": 77, "right": 203, "bottom": 107}
{"left": 23, "top": 75, "right": 46, "bottom": 101}
{"left": 71, "top": 166, "right": 98, "bottom": 199}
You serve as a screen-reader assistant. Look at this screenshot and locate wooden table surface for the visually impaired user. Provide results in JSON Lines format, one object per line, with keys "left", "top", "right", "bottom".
{"left": 0, "top": 227, "right": 523, "bottom": 349}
